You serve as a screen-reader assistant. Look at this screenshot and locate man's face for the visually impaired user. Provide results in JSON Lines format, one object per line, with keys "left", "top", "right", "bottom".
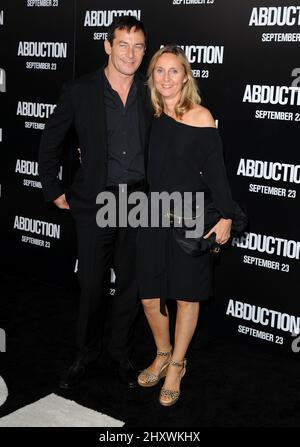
{"left": 105, "top": 27, "right": 146, "bottom": 76}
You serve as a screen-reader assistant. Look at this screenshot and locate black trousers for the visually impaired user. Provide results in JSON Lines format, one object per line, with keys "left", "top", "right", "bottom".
{"left": 73, "top": 206, "right": 140, "bottom": 366}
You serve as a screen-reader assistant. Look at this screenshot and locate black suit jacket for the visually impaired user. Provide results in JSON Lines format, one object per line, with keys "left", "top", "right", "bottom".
{"left": 38, "top": 68, "right": 151, "bottom": 221}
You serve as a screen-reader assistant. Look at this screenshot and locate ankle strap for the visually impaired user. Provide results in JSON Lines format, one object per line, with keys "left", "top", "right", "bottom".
{"left": 169, "top": 358, "right": 187, "bottom": 367}
{"left": 157, "top": 346, "right": 172, "bottom": 357}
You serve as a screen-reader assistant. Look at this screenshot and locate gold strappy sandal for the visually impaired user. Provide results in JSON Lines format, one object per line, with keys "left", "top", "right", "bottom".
{"left": 159, "top": 358, "right": 187, "bottom": 406}
{"left": 137, "top": 347, "right": 172, "bottom": 387}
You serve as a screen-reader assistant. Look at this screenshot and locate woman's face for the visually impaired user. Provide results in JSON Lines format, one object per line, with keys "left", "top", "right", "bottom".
{"left": 153, "top": 53, "right": 187, "bottom": 102}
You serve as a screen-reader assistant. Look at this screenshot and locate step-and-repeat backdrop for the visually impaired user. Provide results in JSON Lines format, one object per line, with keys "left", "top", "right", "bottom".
{"left": 0, "top": 0, "right": 299, "bottom": 353}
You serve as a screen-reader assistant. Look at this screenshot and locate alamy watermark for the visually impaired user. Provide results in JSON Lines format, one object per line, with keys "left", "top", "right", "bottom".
{"left": 95, "top": 186, "right": 205, "bottom": 239}
{"left": 291, "top": 331, "right": 300, "bottom": 353}
{"left": 0, "top": 330, "right": 8, "bottom": 406}
{"left": 0, "top": 328, "right": 5, "bottom": 352}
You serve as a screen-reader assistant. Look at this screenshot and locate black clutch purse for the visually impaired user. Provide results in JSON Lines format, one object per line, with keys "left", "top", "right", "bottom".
{"left": 167, "top": 201, "right": 247, "bottom": 257}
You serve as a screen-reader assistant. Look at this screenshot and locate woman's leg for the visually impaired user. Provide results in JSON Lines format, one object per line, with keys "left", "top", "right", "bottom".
{"left": 141, "top": 298, "right": 172, "bottom": 375}
{"left": 160, "top": 300, "right": 200, "bottom": 402}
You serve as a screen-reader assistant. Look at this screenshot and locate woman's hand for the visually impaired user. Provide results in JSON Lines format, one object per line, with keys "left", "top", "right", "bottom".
{"left": 53, "top": 193, "right": 70, "bottom": 210}
{"left": 203, "top": 218, "right": 232, "bottom": 245}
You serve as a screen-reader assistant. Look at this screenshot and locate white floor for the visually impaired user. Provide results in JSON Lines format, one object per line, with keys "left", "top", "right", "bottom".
{"left": 0, "top": 393, "right": 124, "bottom": 427}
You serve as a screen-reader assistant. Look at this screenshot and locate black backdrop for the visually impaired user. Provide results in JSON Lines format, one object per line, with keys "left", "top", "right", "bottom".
{"left": 0, "top": 0, "right": 299, "bottom": 353}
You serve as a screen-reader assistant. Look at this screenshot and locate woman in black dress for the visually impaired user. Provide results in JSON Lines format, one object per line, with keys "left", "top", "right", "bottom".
{"left": 137, "top": 45, "right": 235, "bottom": 406}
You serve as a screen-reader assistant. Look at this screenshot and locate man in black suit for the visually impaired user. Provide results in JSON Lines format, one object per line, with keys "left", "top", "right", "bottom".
{"left": 38, "top": 16, "right": 150, "bottom": 389}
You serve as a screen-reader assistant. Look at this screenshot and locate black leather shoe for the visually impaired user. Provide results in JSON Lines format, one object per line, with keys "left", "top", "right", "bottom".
{"left": 116, "top": 359, "right": 139, "bottom": 389}
{"left": 59, "top": 360, "right": 86, "bottom": 390}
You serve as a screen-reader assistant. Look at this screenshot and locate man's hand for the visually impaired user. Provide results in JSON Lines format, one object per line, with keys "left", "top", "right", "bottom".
{"left": 203, "top": 218, "right": 232, "bottom": 245}
{"left": 53, "top": 194, "right": 70, "bottom": 210}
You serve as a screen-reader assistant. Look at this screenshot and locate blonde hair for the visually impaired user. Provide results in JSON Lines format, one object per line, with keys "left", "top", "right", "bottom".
{"left": 147, "top": 45, "right": 201, "bottom": 119}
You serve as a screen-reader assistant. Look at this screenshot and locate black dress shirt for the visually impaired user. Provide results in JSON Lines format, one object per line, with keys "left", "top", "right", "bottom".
{"left": 104, "top": 72, "right": 145, "bottom": 186}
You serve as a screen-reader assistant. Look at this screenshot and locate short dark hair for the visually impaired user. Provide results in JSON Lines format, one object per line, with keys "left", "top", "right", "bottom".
{"left": 107, "top": 16, "right": 147, "bottom": 47}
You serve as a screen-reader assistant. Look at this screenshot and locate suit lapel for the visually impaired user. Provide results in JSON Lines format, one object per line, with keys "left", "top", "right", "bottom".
{"left": 88, "top": 68, "right": 108, "bottom": 161}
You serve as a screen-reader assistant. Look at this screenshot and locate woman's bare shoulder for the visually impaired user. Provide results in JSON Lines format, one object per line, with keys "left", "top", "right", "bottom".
{"left": 183, "top": 105, "right": 216, "bottom": 128}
